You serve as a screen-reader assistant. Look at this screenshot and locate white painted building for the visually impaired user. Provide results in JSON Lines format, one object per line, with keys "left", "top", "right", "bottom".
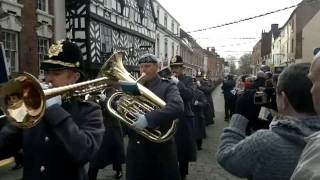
{"left": 302, "top": 9, "right": 320, "bottom": 62}
{"left": 270, "top": 15, "right": 294, "bottom": 66}
{"left": 153, "top": 0, "right": 180, "bottom": 67}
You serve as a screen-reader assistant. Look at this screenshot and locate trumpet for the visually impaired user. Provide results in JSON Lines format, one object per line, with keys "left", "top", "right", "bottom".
{"left": 0, "top": 72, "right": 110, "bottom": 128}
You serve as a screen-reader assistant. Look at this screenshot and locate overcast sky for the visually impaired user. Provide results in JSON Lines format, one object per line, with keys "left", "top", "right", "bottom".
{"left": 157, "top": 0, "right": 303, "bottom": 59}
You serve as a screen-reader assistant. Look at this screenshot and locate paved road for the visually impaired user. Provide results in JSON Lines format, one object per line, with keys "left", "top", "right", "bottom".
{"left": 0, "top": 84, "right": 244, "bottom": 180}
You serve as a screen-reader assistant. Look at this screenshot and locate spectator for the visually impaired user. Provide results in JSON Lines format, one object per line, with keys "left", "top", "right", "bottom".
{"left": 216, "top": 63, "right": 319, "bottom": 180}
{"left": 291, "top": 50, "right": 320, "bottom": 180}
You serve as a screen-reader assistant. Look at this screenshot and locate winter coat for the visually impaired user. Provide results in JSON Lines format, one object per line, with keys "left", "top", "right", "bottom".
{"left": 174, "top": 74, "right": 197, "bottom": 162}
{"left": 0, "top": 98, "right": 105, "bottom": 180}
{"left": 216, "top": 114, "right": 320, "bottom": 180}
{"left": 192, "top": 88, "right": 207, "bottom": 140}
{"left": 126, "top": 75, "right": 183, "bottom": 180}
{"left": 199, "top": 79, "right": 215, "bottom": 124}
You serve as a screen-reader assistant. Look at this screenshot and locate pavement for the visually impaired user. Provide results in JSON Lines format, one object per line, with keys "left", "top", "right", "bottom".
{"left": 0, "top": 84, "right": 244, "bottom": 180}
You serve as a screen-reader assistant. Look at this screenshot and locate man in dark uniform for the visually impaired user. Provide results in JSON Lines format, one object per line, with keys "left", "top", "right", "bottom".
{"left": 192, "top": 79, "right": 208, "bottom": 150}
{"left": 0, "top": 40, "right": 105, "bottom": 180}
{"left": 125, "top": 54, "right": 184, "bottom": 180}
{"left": 88, "top": 89, "right": 125, "bottom": 180}
{"left": 198, "top": 76, "right": 215, "bottom": 125}
{"left": 170, "top": 55, "right": 197, "bottom": 180}
{"left": 221, "top": 74, "right": 237, "bottom": 121}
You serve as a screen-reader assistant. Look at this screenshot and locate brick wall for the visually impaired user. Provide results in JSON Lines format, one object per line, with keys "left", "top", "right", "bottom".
{"left": 20, "top": 0, "right": 38, "bottom": 76}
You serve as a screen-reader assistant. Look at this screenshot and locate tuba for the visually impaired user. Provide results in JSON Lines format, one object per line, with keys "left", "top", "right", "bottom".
{"left": 99, "top": 52, "right": 178, "bottom": 143}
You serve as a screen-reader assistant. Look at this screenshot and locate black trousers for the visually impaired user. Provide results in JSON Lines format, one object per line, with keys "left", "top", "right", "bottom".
{"left": 224, "top": 98, "right": 235, "bottom": 119}
{"left": 179, "top": 161, "right": 189, "bottom": 178}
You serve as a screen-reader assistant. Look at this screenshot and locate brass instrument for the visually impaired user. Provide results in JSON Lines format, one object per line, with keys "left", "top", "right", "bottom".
{"left": 0, "top": 72, "right": 110, "bottom": 128}
{"left": 99, "top": 52, "right": 178, "bottom": 143}
{"left": 0, "top": 52, "right": 177, "bottom": 143}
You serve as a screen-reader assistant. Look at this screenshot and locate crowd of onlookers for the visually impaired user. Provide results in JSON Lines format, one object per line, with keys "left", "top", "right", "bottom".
{"left": 217, "top": 49, "right": 320, "bottom": 180}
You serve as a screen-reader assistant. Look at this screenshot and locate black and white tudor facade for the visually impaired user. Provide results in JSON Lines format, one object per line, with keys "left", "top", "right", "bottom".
{"left": 65, "top": 0, "right": 156, "bottom": 77}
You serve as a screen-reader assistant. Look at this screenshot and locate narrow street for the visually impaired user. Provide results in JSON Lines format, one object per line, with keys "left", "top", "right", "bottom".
{"left": 0, "top": 85, "right": 243, "bottom": 180}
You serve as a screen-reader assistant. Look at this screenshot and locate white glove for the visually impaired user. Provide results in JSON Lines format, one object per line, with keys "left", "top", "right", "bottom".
{"left": 46, "top": 95, "right": 62, "bottom": 108}
{"left": 170, "top": 76, "right": 179, "bottom": 84}
{"left": 40, "top": 82, "right": 49, "bottom": 90}
{"left": 194, "top": 100, "right": 199, "bottom": 106}
{"left": 98, "top": 93, "right": 107, "bottom": 102}
{"left": 132, "top": 113, "right": 148, "bottom": 130}
{"left": 196, "top": 81, "right": 201, "bottom": 87}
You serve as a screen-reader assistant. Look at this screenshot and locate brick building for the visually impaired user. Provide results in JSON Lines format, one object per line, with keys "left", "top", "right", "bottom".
{"left": 0, "top": 0, "right": 53, "bottom": 77}
{"left": 204, "top": 47, "right": 224, "bottom": 81}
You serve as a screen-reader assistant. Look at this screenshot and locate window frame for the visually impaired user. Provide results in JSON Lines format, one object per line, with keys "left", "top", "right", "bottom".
{"left": 2, "top": 30, "right": 18, "bottom": 73}
{"left": 100, "top": 25, "right": 113, "bottom": 55}
{"left": 37, "top": 0, "right": 48, "bottom": 12}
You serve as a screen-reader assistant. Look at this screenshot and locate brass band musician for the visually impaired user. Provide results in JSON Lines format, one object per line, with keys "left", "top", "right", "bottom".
{"left": 0, "top": 40, "right": 105, "bottom": 180}
{"left": 125, "top": 54, "right": 184, "bottom": 180}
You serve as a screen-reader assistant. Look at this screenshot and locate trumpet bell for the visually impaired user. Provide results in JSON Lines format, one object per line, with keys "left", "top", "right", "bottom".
{"left": 0, "top": 73, "right": 45, "bottom": 128}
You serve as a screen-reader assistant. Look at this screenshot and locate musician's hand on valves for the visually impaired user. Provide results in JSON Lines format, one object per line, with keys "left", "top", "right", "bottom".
{"left": 40, "top": 82, "right": 49, "bottom": 90}
{"left": 132, "top": 113, "right": 148, "bottom": 130}
{"left": 98, "top": 93, "right": 107, "bottom": 102}
{"left": 196, "top": 80, "right": 201, "bottom": 87}
{"left": 170, "top": 76, "right": 179, "bottom": 85}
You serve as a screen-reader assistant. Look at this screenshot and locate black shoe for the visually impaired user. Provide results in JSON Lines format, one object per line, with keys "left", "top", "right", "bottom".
{"left": 114, "top": 171, "right": 122, "bottom": 179}
{"left": 197, "top": 147, "right": 203, "bottom": 150}
{"left": 11, "top": 164, "right": 23, "bottom": 170}
{"left": 181, "top": 175, "right": 187, "bottom": 180}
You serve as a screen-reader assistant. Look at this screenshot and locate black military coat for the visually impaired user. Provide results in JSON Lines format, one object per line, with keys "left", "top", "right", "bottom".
{"left": 126, "top": 75, "right": 184, "bottom": 180}
{"left": 174, "top": 74, "right": 197, "bottom": 162}
{"left": 199, "top": 79, "right": 216, "bottom": 125}
{"left": 192, "top": 88, "right": 208, "bottom": 140}
{"left": 0, "top": 98, "right": 105, "bottom": 180}
{"left": 90, "top": 92, "right": 125, "bottom": 169}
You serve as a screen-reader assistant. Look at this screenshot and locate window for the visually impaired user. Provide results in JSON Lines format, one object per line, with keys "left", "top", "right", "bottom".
{"left": 38, "top": 38, "right": 50, "bottom": 63}
{"left": 171, "top": 21, "right": 174, "bottom": 33}
{"left": 2, "top": 31, "right": 18, "bottom": 73}
{"left": 157, "top": 6, "right": 159, "bottom": 19}
{"left": 101, "top": 25, "right": 113, "bottom": 55}
{"left": 37, "top": 0, "right": 47, "bottom": 12}
{"left": 164, "top": 14, "right": 167, "bottom": 28}
{"left": 104, "top": 0, "right": 112, "bottom": 9}
{"left": 171, "top": 42, "right": 174, "bottom": 57}
{"left": 112, "top": 0, "right": 122, "bottom": 14}
{"left": 291, "top": 39, "right": 294, "bottom": 53}
{"left": 112, "top": 0, "right": 117, "bottom": 10}
{"left": 156, "top": 34, "right": 160, "bottom": 57}
{"left": 164, "top": 38, "right": 168, "bottom": 60}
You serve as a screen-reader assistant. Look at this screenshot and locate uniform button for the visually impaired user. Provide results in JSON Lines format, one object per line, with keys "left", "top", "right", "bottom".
{"left": 44, "top": 136, "right": 49, "bottom": 142}
{"left": 40, "top": 165, "right": 46, "bottom": 172}
{"left": 137, "top": 141, "right": 140, "bottom": 144}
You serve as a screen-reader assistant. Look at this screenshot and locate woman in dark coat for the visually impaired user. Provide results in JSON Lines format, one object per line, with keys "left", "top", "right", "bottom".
{"left": 88, "top": 89, "right": 125, "bottom": 180}
{"left": 192, "top": 81, "right": 208, "bottom": 150}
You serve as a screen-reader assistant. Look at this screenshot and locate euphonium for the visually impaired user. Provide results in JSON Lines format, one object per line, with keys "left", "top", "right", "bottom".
{"left": 99, "top": 52, "right": 178, "bottom": 143}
